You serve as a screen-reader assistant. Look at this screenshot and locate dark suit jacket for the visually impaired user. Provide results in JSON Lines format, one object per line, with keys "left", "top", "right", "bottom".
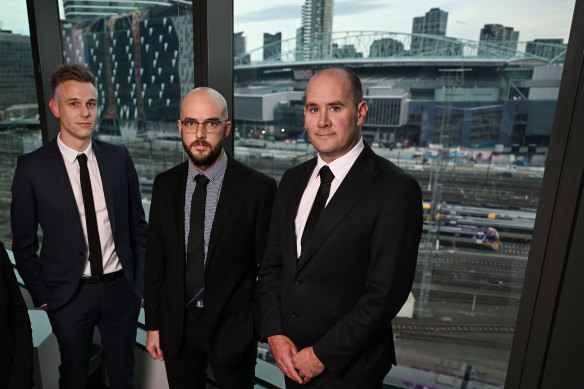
{"left": 11, "top": 138, "right": 147, "bottom": 310}
{"left": 258, "top": 145, "right": 422, "bottom": 386}
{"left": 144, "top": 155, "right": 276, "bottom": 364}
{"left": 0, "top": 242, "right": 33, "bottom": 389}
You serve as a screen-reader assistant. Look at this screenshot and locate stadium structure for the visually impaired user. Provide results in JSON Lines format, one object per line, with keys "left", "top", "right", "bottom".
{"left": 234, "top": 31, "right": 566, "bottom": 148}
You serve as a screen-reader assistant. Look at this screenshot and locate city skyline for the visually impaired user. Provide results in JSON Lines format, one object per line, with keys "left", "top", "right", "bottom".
{"left": 1, "top": 1, "right": 576, "bottom": 53}
{"left": 235, "top": 0, "right": 574, "bottom": 52}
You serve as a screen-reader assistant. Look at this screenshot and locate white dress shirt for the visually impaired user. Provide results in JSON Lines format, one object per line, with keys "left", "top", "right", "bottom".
{"left": 57, "top": 134, "right": 121, "bottom": 277}
{"left": 294, "top": 139, "right": 365, "bottom": 257}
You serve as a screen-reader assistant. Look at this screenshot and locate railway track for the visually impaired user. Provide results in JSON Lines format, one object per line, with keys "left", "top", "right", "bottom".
{"left": 417, "top": 251, "right": 528, "bottom": 274}
{"left": 393, "top": 323, "right": 515, "bottom": 349}
{"left": 392, "top": 323, "right": 514, "bottom": 333}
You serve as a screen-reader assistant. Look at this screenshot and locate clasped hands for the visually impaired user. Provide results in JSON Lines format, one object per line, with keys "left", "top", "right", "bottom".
{"left": 268, "top": 335, "right": 325, "bottom": 384}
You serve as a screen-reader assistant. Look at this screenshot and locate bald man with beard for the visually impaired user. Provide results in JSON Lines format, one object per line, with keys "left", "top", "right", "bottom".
{"left": 144, "top": 87, "right": 276, "bottom": 388}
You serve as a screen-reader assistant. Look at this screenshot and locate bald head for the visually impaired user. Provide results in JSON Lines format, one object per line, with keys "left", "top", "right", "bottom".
{"left": 308, "top": 67, "right": 363, "bottom": 108}
{"left": 180, "top": 87, "right": 228, "bottom": 119}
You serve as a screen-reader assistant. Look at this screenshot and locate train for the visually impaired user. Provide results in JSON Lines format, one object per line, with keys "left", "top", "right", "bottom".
{"left": 422, "top": 223, "right": 500, "bottom": 251}
{"left": 423, "top": 202, "right": 534, "bottom": 243}
{"left": 446, "top": 216, "right": 532, "bottom": 243}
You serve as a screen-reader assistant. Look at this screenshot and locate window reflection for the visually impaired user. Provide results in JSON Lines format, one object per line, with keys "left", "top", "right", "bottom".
{"left": 234, "top": 1, "right": 574, "bottom": 387}
{"left": 0, "top": 4, "right": 42, "bottom": 249}
{"left": 59, "top": 3, "right": 195, "bottom": 207}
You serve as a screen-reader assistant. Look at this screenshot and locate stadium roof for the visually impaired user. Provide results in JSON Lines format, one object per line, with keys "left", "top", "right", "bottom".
{"left": 235, "top": 31, "right": 567, "bottom": 68}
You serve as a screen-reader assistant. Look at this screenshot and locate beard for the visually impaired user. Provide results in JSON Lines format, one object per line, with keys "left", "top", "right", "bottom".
{"left": 182, "top": 136, "right": 225, "bottom": 169}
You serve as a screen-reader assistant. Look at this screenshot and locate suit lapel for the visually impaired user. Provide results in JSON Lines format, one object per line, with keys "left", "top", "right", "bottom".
{"left": 287, "top": 160, "right": 316, "bottom": 262}
{"left": 206, "top": 156, "right": 243, "bottom": 269}
{"left": 93, "top": 141, "right": 116, "bottom": 237}
{"left": 48, "top": 139, "right": 84, "bottom": 240}
{"left": 297, "top": 147, "right": 378, "bottom": 273}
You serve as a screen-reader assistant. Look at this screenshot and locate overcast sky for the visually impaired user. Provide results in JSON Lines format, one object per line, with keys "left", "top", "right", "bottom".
{"left": 1, "top": 0, "right": 576, "bottom": 51}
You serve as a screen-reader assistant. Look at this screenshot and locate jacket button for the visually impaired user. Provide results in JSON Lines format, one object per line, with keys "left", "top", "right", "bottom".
{"left": 291, "top": 312, "right": 298, "bottom": 318}
{"left": 295, "top": 279, "right": 301, "bottom": 286}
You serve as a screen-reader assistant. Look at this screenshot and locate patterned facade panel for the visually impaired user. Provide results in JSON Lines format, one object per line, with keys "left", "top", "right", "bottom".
{"left": 61, "top": 6, "right": 191, "bottom": 137}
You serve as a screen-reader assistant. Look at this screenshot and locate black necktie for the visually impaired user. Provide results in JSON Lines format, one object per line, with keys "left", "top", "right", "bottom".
{"left": 185, "top": 174, "right": 209, "bottom": 308}
{"left": 300, "top": 166, "right": 335, "bottom": 260}
{"left": 77, "top": 153, "right": 103, "bottom": 278}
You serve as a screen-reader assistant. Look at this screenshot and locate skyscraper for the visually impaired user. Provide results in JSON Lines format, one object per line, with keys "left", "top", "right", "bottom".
{"left": 369, "top": 38, "right": 405, "bottom": 58}
{"left": 478, "top": 24, "right": 519, "bottom": 57}
{"left": 59, "top": 6, "right": 194, "bottom": 136}
{"left": 295, "top": 27, "right": 304, "bottom": 61}
{"left": 526, "top": 39, "right": 566, "bottom": 61}
{"left": 234, "top": 32, "right": 250, "bottom": 64}
{"left": 411, "top": 8, "right": 448, "bottom": 55}
{"left": 297, "top": 0, "right": 334, "bottom": 60}
{"left": 0, "top": 30, "right": 36, "bottom": 112}
{"left": 263, "top": 32, "right": 282, "bottom": 61}
{"left": 332, "top": 43, "right": 362, "bottom": 58}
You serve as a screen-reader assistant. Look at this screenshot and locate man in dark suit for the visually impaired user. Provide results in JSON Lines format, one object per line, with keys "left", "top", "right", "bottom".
{"left": 11, "top": 64, "right": 147, "bottom": 389}
{"left": 258, "top": 67, "right": 423, "bottom": 388}
{"left": 144, "top": 87, "right": 276, "bottom": 388}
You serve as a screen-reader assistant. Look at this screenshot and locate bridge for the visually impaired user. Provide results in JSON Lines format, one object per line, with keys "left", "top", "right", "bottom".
{"left": 235, "top": 31, "right": 567, "bottom": 68}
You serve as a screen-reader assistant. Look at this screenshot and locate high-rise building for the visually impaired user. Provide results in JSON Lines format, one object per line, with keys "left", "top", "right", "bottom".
{"left": 263, "top": 32, "right": 281, "bottom": 61}
{"left": 0, "top": 30, "right": 36, "bottom": 113}
{"left": 332, "top": 43, "right": 362, "bottom": 58}
{"left": 295, "top": 27, "right": 304, "bottom": 61}
{"left": 62, "top": 0, "right": 190, "bottom": 22}
{"left": 478, "top": 24, "right": 519, "bottom": 57}
{"left": 526, "top": 39, "right": 566, "bottom": 61}
{"left": 297, "top": 0, "right": 334, "bottom": 60}
{"left": 369, "top": 38, "right": 405, "bottom": 58}
{"left": 411, "top": 7, "right": 448, "bottom": 55}
{"left": 234, "top": 31, "right": 250, "bottom": 64}
{"left": 60, "top": 6, "right": 194, "bottom": 136}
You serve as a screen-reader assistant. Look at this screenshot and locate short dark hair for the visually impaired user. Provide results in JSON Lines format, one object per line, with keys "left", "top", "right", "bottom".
{"left": 50, "top": 64, "right": 97, "bottom": 99}
{"left": 318, "top": 67, "right": 363, "bottom": 106}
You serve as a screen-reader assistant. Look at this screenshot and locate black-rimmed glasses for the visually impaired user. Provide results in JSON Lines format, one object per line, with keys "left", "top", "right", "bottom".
{"left": 180, "top": 119, "right": 227, "bottom": 133}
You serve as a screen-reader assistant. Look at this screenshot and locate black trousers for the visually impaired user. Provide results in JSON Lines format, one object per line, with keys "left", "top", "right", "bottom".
{"left": 164, "top": 309, "right": 257, "bottom": 389}
{"left": 47, "top": 276, "right": 141, "bottom": 389}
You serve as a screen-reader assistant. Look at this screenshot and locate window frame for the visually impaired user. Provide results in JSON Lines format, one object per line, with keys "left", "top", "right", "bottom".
{"left": 25, "top": 1, "right": 584, "bottom": 387}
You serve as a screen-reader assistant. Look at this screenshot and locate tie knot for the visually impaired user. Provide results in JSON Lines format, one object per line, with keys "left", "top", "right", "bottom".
{"left": 195, "top": 174, "right": 210, "bottom": 187}
{"left": 319, "top": 166, "right": 334, "bottom": 184}
{"left": 77, "top": 153, "right": 88, "bottom": 166}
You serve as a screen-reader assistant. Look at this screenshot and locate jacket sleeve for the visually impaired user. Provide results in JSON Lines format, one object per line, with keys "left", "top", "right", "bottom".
{"left": 10, "top": 155, "right": 46, "bottom": 307}
{"left": 124, "top": 146, "right": 148, "bottom": 297}
{"left": 252, "top": 177, "right": 277, "bottom": 338}
{"left": 313, "top": 176, "right": 422, "bottom": 373}
{"left": 257, "top": 170, "right": 293, "bottom": 341}
{"left": 253, "top": 178, "right": 277, "bottom": 268}
{"left": 144, "top": 174, "right": 165, "bottom": 331}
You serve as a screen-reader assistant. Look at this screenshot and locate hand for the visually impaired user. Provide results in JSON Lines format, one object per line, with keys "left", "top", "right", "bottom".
{"left": 146, "top": 330, "right": 165, "bottom": 361}
{"left": 41, "top": 305, "right": 48, "bottom": 312}
{"left": 267, "top": 335, "right": 302, "bottom": 384}
{"left": 292, "top": 347, "right": 325, "bottom": 384}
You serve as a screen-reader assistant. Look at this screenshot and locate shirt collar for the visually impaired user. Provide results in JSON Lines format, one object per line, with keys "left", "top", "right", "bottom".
{"left": 314, "top": 138, "right": 364, "bottom": 181}
{"left": 187, "top": 150, "right": 228, "bottom": 183}
{"left": 57, "top": 132, "right": 93, "bottom": 164}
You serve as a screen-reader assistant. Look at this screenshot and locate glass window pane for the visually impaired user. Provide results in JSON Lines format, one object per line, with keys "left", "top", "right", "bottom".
{"left": 58, "top": 0, "right": 195, "bottom": 215}
{"left": 0, "top": 1, "right": 43, "bottom": 250}
{"left": 234, "top": 1, "right": 575, "bottom": 387}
